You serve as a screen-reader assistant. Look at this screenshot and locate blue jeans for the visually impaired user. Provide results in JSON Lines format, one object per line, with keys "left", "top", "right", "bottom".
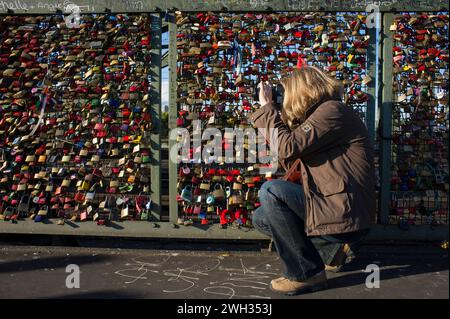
{"left": 253, "top": 179, "right": 368, "bottom": 281}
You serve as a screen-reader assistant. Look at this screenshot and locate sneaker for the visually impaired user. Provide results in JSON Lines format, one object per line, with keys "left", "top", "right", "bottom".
{"left": 325, "top": 243, "right": 355, "bottom": 273}
{"left": 270, "top": 271, "right": 328, "bottom": 296}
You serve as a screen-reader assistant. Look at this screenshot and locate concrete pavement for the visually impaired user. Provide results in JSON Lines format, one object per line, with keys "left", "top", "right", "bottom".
{"left": 0, "top": 241, "right": 448, "bottom": 299}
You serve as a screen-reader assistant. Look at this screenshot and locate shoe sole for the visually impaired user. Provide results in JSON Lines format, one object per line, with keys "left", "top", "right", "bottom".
{"left": 325, "top": 265, "right": 343, "bottom": 273}
{"left": 325, "top": 254, "right": 357, "bottom": 273}
{"left": 270, "top": 282, "right": 329, "bottom": 296}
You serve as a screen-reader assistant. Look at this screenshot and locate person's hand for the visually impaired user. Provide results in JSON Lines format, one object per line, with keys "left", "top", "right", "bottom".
{"left": 258, "top": 81, "right": 272, "bottom": 106}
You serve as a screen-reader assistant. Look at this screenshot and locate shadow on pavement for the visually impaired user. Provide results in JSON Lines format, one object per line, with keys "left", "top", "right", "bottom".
{"left": 326, "top": 251, "right": 448, "bottom": 290}
{"left": 0, "top": 254, "right": 111, "bottom": 274}
{"left": 0, "top": 234, "right": 269, "bottom": 251}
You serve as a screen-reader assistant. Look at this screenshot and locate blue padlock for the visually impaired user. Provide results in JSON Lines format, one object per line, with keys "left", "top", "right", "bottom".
{"left": 181, "top": 185, "right": 192, "bottom": 202}
{"left": 198, "top": 211, "right": 207, "bottom": 220}
{"left": 408, "top": 169, "right": 417, "bottom": 178}
{"left": 110, "top": 99, "right": 120, "bottom": 108}
{"left": 98, "top": 148, "right": 105, "bottom": 157}
{"left": 206, "top": 194, "right": 215, "bottom": 205}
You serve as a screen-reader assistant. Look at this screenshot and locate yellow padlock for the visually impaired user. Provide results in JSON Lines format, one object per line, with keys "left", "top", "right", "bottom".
{"left": 81, "top": 181, "right": 90, "bottom": 191}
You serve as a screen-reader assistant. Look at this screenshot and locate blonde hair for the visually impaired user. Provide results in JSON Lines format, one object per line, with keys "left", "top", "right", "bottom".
{"left": 281, "top": 66, "right": 343, "bottom": 128}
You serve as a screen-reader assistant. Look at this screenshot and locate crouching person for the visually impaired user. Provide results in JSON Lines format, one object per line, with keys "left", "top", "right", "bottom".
{"left": 250, "top": 66, "right": 375, "bottom": 295}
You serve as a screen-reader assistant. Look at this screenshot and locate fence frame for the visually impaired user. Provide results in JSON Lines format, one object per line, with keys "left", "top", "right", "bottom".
{"left": 149, "top": 13, "right": 163, "bottom": 221}
{"left": 0, "top": 0, "right": 448, "bottom": 14}
{"left": 0, "top": 1, "right": 448, "bottom": 240}
{"left": 379, "top": 12, "right": 394, "bottom": 224}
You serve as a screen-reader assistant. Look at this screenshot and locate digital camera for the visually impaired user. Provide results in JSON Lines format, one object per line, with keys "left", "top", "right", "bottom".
{"left": 254, "top": 83, "right": 284, "bottom": 107}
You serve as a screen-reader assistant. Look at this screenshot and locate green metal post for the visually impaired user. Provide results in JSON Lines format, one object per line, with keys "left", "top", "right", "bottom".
{"left": 168, "top": 14, "right": 179, "bottom": 223}
{"left": 379, "top": 12, "right": 394, "bottom": 225}
{"left": 366, "top": 12, "right": 379, "bottom": 144}
{"left": 150, "top": 13, "right": 162, "bottom": 220}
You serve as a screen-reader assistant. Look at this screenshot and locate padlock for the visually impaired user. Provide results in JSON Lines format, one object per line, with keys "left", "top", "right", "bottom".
{"left": 61, "top": 179, "right": 71, "bottom": 187}
{"left": 191, "top": 176, "right": 201, "bottom": 184}
{"left": 193, "top": 187, "right": 201, "bottom": 196}
{"left": 232, "top": 182, "right": 242, "bottom": 190}
{"left": 225, "top": 175, "right": 234, "bottom": 183}
{"left": 196, "top": 194, "right": 205, "bottom": 203}
{"left": 186, "top": 205, "right": 194, "bottom": 215}
{"left": 25, "top": 155, "right": 36, "bottom": 163}
{"left": 245, "top": 189, "right": 255, "bottom": 202}
{"left": 193, "top": 205, "right": 202, "bottom": 214}
{"left": 231, "top": 192, "right": 244, "bottom": 206}
{"left": 81, "top": 181, "right": 90, "bottom": 191}
{"left": 212, "top": 184, "right": 225, "bottom": 200}
{"left": 181, "top": 165, "right": 191, "bottom": 176}
{"left": 244, "top": 176, "right": 253, "bottom": 184}
{"left": 199, "top": 181, "right": 211, "bottom": 191}
{"left": 225, "top": 186, "right": 232, "bottom": 198}
{"left": 206, "top": 194, "right": 215, "bottom": 205}
{"left": 193, "top": 166, "right": 202, "bottom": 176}
{"left": 181, "top": 185, "right": 193, "bottom": 202}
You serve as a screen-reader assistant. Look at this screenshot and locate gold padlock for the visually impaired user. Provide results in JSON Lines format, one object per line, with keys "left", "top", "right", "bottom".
{"left": 45, "top": 183, "right": 53, "bottom": 192}
{"left": 60, "top": 177, "right": 71, "bottom": 187}
{"left": 231, "top": 193, "right": 244, "bottom": 206}
{"left": 200, "top": 181, "right": 211, "bottom": 191}
{"left": 233, "top": 182, "right": 242, "bottom": 190}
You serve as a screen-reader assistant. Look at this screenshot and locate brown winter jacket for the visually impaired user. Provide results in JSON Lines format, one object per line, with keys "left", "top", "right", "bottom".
{"left": 250, "top": 100, "right": 376, "bottom": 236}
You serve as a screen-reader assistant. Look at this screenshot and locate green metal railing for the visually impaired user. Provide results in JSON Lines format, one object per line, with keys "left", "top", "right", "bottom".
{"left": 0, "top": 0, "right": 448, "bottom": 240}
